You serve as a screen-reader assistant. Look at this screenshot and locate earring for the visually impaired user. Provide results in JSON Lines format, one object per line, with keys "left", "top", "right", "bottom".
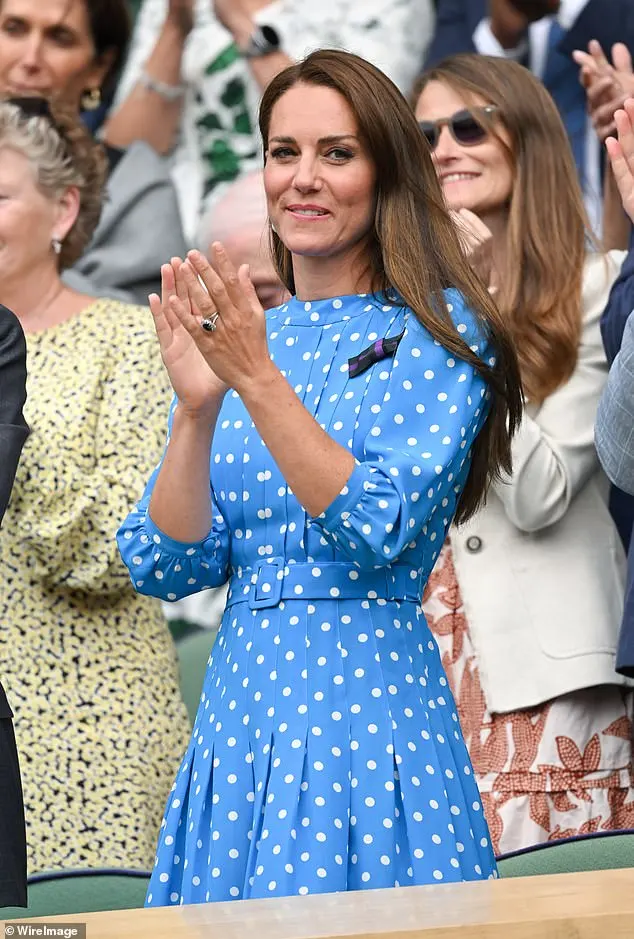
{"left": 81, "top": 87, "right": 102, "bottom": 111}
{"left": 52, "top": 238, "right": 62, "bottom": 255}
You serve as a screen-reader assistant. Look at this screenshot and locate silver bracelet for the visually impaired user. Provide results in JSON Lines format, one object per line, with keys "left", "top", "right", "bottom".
{"left": 138, "top": 69, "right": 186, "bottom": 102}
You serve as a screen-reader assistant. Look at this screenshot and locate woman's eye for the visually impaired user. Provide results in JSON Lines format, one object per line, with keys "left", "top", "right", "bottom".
{"left": 48, "top": 27, "right": 77, "bottom": 47}
{"left": 269, "top": 147, "right": 295, "bottom": 159}
{"left": 1, "top": 18, "right": 27, "bottom": 36}
{"left": 326, "top": 148, "right": 353, "bottom": 161}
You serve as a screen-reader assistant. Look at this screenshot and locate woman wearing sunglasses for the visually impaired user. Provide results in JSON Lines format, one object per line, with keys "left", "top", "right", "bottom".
{"left": 414, "top": 54, "right": 634, "bottom": 855}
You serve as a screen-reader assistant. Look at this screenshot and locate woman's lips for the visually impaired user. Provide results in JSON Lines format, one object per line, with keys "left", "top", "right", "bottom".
{"left": 286, "top": 205, "right": 331, "bottom": 220}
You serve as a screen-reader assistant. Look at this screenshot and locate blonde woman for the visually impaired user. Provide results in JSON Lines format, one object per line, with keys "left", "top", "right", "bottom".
{"left": 414, "top": 54, "right": 632, "bottom": 854}
{"left": 0, "top": 98, "right": 190, "bottom": 873}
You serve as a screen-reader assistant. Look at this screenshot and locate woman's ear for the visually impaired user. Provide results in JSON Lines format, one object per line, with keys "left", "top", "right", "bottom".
{"left": 52, "top": 186, "right": 81, "bottom": 244}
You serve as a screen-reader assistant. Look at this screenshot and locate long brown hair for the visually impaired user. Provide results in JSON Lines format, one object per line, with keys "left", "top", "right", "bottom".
{"left": 415, "top": 54, "right": 588, "bottom": 403}
{"left": 258, "top": 49, "right": 523, "bottom": 524}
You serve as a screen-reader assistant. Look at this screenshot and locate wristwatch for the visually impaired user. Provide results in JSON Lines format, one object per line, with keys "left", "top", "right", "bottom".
{"left": 243, "top": 24, "right": 281, "bottom": 58}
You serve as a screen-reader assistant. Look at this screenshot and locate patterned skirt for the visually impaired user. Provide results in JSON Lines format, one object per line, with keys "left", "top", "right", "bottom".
{"left": 421, "top": 543, "right": 634, "bottom": 856}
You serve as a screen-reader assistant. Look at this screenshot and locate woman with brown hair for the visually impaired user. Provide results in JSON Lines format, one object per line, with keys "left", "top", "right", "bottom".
{"left": 118, "top": 48, "right": 522, "bottom": 904}
{"left": 414, "top": 54, "right": 633, "bottom": 855}
{"left": 0, "top": 97, "right": 189, "bottom": 874}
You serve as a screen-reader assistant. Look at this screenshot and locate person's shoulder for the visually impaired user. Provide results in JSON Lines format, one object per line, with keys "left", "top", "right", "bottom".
{"left": 442, "top": 287, "right": 489, "bottom": 344}
{"left": 0, "top": 306, "right": 25, "bottom": 372}
{"left": 0, "top": 305, "right": 25, "bottom": 346}
{"left": 401, "top": 288, "right": 491, "bottom": 355}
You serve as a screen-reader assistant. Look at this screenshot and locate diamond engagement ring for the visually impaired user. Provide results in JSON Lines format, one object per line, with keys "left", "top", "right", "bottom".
{"left": 201, "top": 312, "right": 220, "bottom": 332}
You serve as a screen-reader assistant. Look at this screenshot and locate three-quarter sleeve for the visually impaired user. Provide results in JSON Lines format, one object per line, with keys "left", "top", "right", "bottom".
{"left": 117, "top": 398, "right": 231, "bottom": 601}
{"left": 312, "top": 292, "right": 493, "bottom": 569}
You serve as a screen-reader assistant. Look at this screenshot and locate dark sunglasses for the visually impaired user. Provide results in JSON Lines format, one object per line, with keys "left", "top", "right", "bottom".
{"left": 418, "top": 106, "right": 498, "bottom": 150}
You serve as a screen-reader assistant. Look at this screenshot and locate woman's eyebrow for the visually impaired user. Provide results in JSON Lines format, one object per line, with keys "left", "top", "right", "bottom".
{"left": 268, "top": 134, "right": 359, "bottom": 145}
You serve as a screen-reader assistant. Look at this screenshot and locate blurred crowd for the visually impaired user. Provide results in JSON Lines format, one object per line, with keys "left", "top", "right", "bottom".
{"left": 2, "top": 0, "right": 634, "bottom": 907}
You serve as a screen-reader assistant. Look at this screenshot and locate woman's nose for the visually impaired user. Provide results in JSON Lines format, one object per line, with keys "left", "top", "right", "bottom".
{"left": 17, "top": 34, "right": 44, "bottom": 70}
{"left": 292, "top": 155, "right": 321, "bottom": 192}
{"left": 433, "top": 125, "right": 461, "bottom": 163}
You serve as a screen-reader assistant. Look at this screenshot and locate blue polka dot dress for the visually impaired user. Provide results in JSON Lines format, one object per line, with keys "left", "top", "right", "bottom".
{"left": 117, "top": 290, "right": 498, "bottom": 905}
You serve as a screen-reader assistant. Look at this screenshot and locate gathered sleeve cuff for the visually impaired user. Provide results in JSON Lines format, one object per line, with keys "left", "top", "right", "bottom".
{"left": 117, "top": 396, "right": 230, "bottom": 600}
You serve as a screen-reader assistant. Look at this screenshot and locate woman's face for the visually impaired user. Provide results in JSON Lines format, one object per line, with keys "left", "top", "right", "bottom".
{"left": 415, "top": 80, "right": 514, "bottom": 219}
{"left": 0, "top": 0, "right": 109, "bottom": 110}
{"left": 0, "top": 146, "right": 65, "bottom": 281}
{"left": 263, "top": 83, "right": 376, "bottom": 266}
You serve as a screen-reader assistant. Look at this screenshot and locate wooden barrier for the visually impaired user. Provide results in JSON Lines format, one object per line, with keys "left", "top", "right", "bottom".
{"left": 4, "top": 868, "right": 634, "bottom": 938}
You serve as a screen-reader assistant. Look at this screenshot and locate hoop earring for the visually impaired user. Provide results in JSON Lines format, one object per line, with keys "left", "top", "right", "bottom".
{"left": 52, "top": 238, "right": 62, "bottom": 255}
{"left": 81, "top": 88, "right": 102, "bottom": 111}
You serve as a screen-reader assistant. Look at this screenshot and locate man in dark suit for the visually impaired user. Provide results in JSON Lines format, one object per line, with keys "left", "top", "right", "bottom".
{"left": 424, "top": 0, "right": 634, "bottom": 229}
{"left": 0, "top": 307, "right": 29, "bottom": 908}
{"left": 595, "top": 96, "right": 634, "bottom": 676}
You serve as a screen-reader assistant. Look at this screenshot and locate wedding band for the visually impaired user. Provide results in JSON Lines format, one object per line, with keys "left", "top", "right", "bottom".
{"left": 201, "top": 312, "right": 219, "bottom": 332}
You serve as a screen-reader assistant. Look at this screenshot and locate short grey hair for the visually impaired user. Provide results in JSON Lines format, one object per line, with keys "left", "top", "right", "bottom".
{"left": 0, "top": 99, "right": 108, "bottom": 270}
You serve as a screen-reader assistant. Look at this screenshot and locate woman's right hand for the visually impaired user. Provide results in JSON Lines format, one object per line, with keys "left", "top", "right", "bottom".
{"left": 606, "top": 98, "right": 634, "bottom": 225}
{"left": 149, "top": 259, "right": 229, "bottom": 418}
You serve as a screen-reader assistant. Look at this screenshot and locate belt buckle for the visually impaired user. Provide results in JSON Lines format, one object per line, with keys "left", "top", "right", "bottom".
{"left": 248, "top": 557, "right": 284, "bottom": 610}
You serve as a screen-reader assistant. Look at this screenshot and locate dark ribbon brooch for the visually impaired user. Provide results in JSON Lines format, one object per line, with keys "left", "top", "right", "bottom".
{"left": 348, "top": 329, "right": 405, "bottom": 378}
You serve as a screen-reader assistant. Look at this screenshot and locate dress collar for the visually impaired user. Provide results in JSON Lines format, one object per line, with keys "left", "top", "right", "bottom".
{"left": 271, "top": 292, "right": 402, "bottom": 327}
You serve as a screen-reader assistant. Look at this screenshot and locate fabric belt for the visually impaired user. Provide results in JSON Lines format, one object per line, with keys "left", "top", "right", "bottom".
{"left": 225, "top": 557, "right": 422, "bottom": 610}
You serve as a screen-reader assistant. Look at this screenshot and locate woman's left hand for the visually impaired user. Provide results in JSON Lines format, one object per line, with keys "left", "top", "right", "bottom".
{"left": 167, "top": 243, "right": 274, "bottom": 394}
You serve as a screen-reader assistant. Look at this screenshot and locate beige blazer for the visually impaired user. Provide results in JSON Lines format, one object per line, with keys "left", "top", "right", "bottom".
{"left": 450, "top": 251, "right": 631, "bottom": 715}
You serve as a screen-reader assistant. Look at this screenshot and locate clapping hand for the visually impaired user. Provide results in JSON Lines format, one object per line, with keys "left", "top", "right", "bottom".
{"left": 450, "top": 209, "right": 498, "bottom": 294}
{"left": 166, "top": 243, "right": 272, "bottom": 397}
{"left": 573, "top": 40, "right": 634, "bottom": 142}
{"left": 605, "top": 98, "right": 634, "bottom": 224}
{"left": 149, "top": 259, "right": 229, "bottom": 419}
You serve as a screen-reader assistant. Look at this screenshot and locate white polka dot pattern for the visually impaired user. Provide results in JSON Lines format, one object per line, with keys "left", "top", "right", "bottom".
{"left": 118, "top": 290, "right": 497, "bottom": 905}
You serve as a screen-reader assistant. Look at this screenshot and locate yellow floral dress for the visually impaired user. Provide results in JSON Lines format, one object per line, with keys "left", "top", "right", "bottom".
{"left": 0, "top": 298, "right": 190, "bottom": 874}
